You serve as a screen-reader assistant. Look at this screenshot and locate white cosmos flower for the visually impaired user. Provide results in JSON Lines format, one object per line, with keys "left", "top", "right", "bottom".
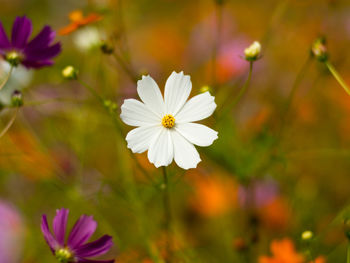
{"left": 120, "top": 71, "right": 218, "bottom": 170}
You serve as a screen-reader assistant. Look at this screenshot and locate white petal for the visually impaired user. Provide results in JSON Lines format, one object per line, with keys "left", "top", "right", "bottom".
{"left": 126, "top": 125, "right": 161, "bottom": 153}
{"left": 147, "top": 128, "right": 174, "bottom": 168}
{"left": 164, "top": 71, "right": 192, "bottom": 116}
{"left": 175, "top": 92, "right": 216, "bottom": 123}
{"left": 175, "top": 123, "right": 218, "bottom": 147}
{"left": 137, "top": 75, "right": 165, "bottom": 117}
{"left": 171, "top": 131, "right": 201, "bottom": 169}
{"left": 120, "top": 99, "right": 160, "bottom": 127}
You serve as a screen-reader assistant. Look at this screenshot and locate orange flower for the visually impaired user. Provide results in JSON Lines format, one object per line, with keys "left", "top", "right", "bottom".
{"left": 59, "top": 10, "right": 102, "bottom": 35}
{"left": 258, "top": 197, "right": 291, "bottom": 231}
{"left": 313, "top": 256, "right": 326, "bottom": 263}
{"left": 259, "top": 238, "right": 304, "bottom": 263}
{"left": 189, "top": 173, "right": 237, "bottom": 217}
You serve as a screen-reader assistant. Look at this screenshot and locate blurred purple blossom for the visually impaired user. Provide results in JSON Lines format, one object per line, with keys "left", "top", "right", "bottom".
{"left": 0, "top": 200, "right": 24, "bottom": 263}
{"left": 238, "top": 178, "right": 279, "bottom": 208}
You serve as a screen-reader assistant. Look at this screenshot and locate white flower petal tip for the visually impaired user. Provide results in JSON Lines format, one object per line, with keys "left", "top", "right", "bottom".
{"left": 175, "top": 91, "right": 217, "bottom": 123}
{"left": 125, "top": 126, "right": 160, "bottom": 154}
{"left": 137, "top": 75, "right": 165, "bottom": 117}
{"left": 175, "top": 123, "right": 218, "bottom": 147}
{"left": 165, "top": 71, "right": 192, "bottom": 116}
{"left": 120, "top": 72, "right": 217, "bottom": 170}
{"left": 172, "top": 131, "right": 201, "bottom": 170}
{"left": 147, "top": 129, "right": 173, "bottom": 168}
{"left": 120, "top": 99, "right": 160, "bottom": 127}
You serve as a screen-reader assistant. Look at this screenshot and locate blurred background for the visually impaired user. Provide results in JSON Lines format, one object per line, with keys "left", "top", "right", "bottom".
{"left": 0, "top": 0, "right": 350, "bottom": 262}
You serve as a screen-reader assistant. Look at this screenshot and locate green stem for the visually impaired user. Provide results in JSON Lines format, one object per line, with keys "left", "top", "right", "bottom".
{"left": 211, "top": 1, "right": 223, "bottom": 89}
{"left": 162, "top": 166, "right": 172, "bottom": 263}
{"left": 77, "top": 79, "right": 154, "bottom": 183}
{"left": 219, "top": 61, "right": 253, "bottom": 120}
{"left": 325, "top": 61, "right": 350, "bottom": 96}
{"left": 347, "top": 243, "right": 350, "bottom": 263}
{"left": 112, "top": 52, "right": 138, "bottom": 83}
{"left": 277, "top": 57, "right": 311, "bottom": 139}
{"left": 0, "top": 107, "right": 18, "bottom": 138}
{"left": 0, "top": 66, "right": 13, "bottom": 90}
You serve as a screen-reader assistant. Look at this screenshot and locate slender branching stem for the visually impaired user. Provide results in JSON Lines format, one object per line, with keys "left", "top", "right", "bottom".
{"left": 277, "top": 57, "right": 311, "bottom": 140}
{"left": 0, "top": 66, "right": 13, "bottom": 90}
{"left": 77, "top": 79, "right": 154, "bottom": 182}
{"left": 112, "top": 52, "right": 138, "bottom": 83}
{"left": 218, "top": 61, "right": 253, "bottom": 121}
{"left": 211, "top": 1, "right": 223, "bottom": 89}
{"left": 325, "top": 61, "right": 350, "bottom": 96}
{"left": 0, "top": 107, "right": 19, "bottom": 138}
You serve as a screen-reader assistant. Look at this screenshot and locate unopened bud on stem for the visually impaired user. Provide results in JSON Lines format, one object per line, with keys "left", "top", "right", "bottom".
{"left": 244, "top": 41, "right": 261, "bottom": 61}
{"left": 11, "top": 90, "right": 23, "bottom": 107}
{"left": 62, "top": 66, "right": 78, "bottom": 80}
{"left": 311, "top": 38, "right": 328, "bottom": 62}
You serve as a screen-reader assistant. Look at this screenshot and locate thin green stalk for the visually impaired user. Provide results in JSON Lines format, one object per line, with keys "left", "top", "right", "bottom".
{"left": 0, "top": 107, "right": 18, "bottom": 138}
{"left": 261, "top": 0, "right": 290, "bottom": 47}
{"left": 277, "top": 57, "right": 311, "bottom": 140}
{"left": 112, "top": 52, "right": 138, "bottom": 83}
{"left": 347, "top": 243, "right": 350, "bottom": 263}
{"left": 162, "top": 166, "right": 172, "bottom": 263}
{"left": 0, "top": 66, "right": 13, "bottom": 90}
{"left": 219, "top": 61, "right": 253, "bottom": 121}
{"left": 78, "top": 79, "right": 162, "bottom": 261}
{"left": 325, "top": 61, "right": 350, "bottom": 96}
{"left": 77, "top": 79, "right": 154, "bottom": 183}
{"left": 211, "top": 1, "right": 223, "bottom": 89}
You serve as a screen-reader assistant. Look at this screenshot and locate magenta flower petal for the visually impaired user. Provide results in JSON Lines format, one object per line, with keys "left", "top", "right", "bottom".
{"left": 24, "top": 42, "right": 61, "bottom": 61}
{"left": 25, "top": 25, "right": 56, "bottom": 51}
{"left": 42, "top": 209, "right": 114, "bottom": 262}
{"left": 67, "top": 215, "right": 97, "bottom": 249}
{"left": 11, "top": 16, "right": 32, "bottom": 49}
{"left": 75, "top": 235, "right": 113, "bottom": 258}
{"left": 77, "top": 259, "right": 115, "bottom": 263}
{"left": 0, "top": 22, "right": 10, "bottom": 50}
{"left": 0, "top": 16, "right": 61, "bottom": 69}
{"left": 41, "top": 214, "right": 59, "bottom": 253}
{"left": 21, "top": 59, "right": 54, "bottom": 68}
{"left": 53, "top": 208, "right": 69, "bottom": 246}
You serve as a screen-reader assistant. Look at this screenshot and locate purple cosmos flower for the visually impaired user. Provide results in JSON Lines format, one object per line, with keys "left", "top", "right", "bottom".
{"left": 0, "top": 16, "right": 61, "bottom": 68}
{"left": 41, "top": 208, "right": 115, "bottom": 263}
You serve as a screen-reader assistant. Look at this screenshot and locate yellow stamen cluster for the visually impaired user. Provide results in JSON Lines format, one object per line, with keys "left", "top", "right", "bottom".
{"left": 55, "top": 248, "right": 74, "bottom": 263}
{"left": 5, "top": 51, "right": 22, "bottom": 67}
{"left": 162, "top": 114, "right": 175, "bottom": 128}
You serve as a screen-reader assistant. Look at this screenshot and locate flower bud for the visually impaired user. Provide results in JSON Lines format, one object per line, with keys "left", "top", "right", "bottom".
{"left": 62, "top": 66, "right": 78, "bottom": 80}
{"left": 200, "top": 85, "right": 212, "bottom": 93}
{"left": 103, "top": 100, "right": 117, "bottom": 113}
{"left": 100, "top": 41, "right": 114, "bottom": 54}
{"left": 11, "top": 90, "right": 23, "bottom": 107}
{"left": 244, "top": 41, "right": 261, "bottom": 61}
{"left": 301, "top": 230, "right": 313, "bottom": 241}
{"left": 311, "top": 38, "right": 328, "bottom": 62}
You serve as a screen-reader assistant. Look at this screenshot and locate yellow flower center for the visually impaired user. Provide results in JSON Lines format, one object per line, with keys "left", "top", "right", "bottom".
{"left": 162, "top": 114, "right": 175, "bottom": 128}
{"left": 5, "top": 51, "right": 22, "bottom": 66}
{"left": 55, "top": 248, "right": 74, "bottom": 263}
